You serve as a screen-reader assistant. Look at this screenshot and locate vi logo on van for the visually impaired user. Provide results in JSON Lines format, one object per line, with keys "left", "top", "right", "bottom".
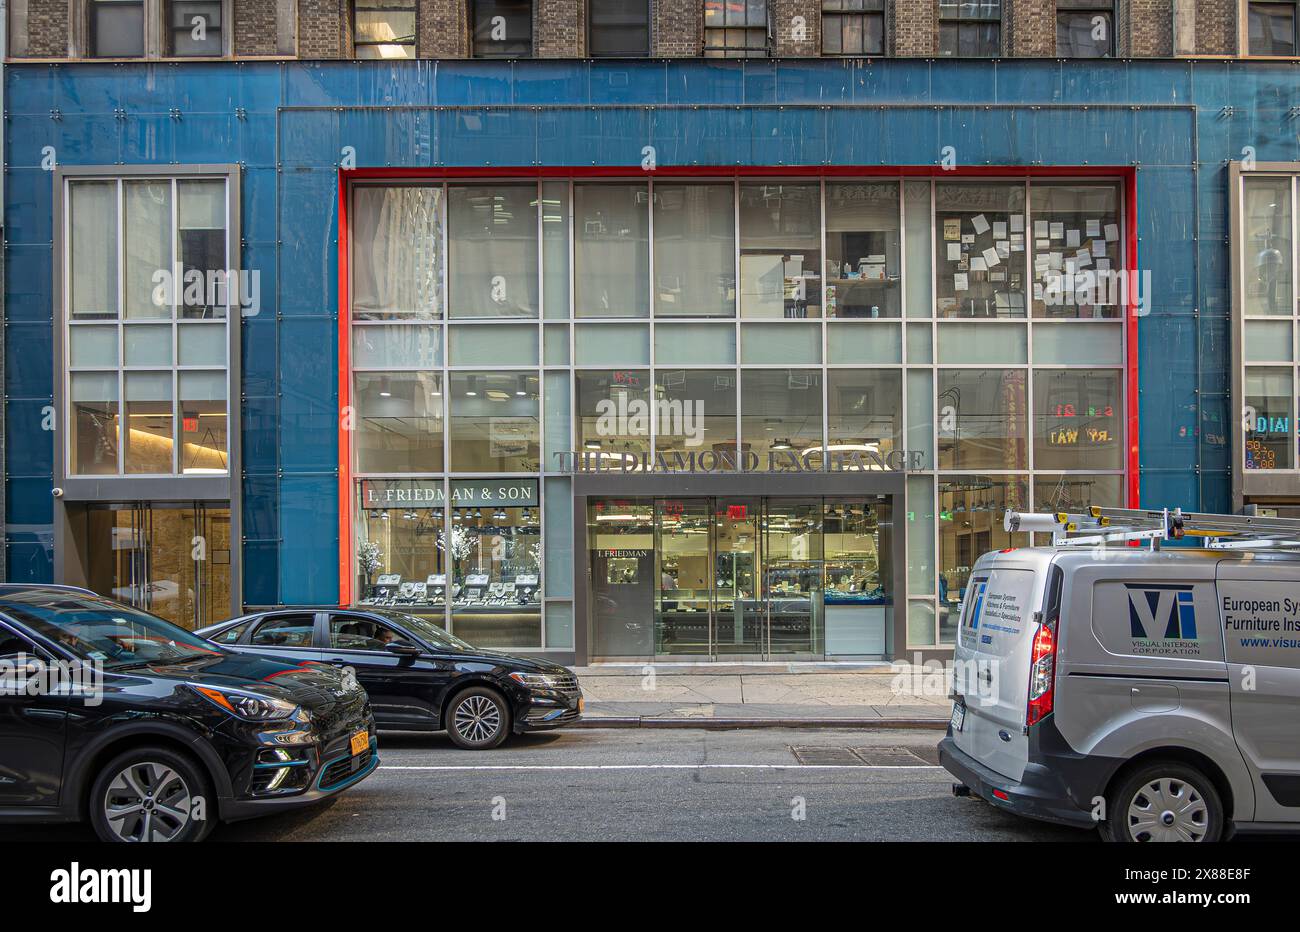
{"left": 1124, "top": 584, "right": 1202, "bottom": 656}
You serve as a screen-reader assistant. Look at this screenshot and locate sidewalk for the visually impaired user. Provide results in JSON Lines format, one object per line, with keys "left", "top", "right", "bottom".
{"left": 571, "top": 662, "right": 950, "bottom": 729}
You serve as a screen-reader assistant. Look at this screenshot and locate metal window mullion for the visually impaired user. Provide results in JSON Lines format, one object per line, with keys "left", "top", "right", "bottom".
{"left": 648, "top": 177, "right": 657, "bottom": 458}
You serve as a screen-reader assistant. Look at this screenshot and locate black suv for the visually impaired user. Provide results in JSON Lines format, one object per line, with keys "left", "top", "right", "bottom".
{"left": 196, "top": 607, "right": 583, "bottom": 749}
{"left": 0, "top": 585, "right": 377, "bottom": 842}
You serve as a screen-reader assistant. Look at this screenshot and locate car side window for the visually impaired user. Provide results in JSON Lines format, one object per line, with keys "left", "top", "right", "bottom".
{"left": 248, "top": 614, "right": 317, "bottom": 648}
{"left": 212, "top": 621, "right": 250, "bottom": 644}
{"left": 0, "top": 626, "right": 39, "bottom": 662}
{"left": 329, "top": 615, "right": 417, "bottom": 652}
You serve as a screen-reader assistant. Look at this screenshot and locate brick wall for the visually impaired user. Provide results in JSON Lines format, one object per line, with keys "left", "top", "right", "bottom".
{"left": 419, "top": 0, "right": 471, "bottom": 57}
{"left": 235, "top": 0, "right": 282, "bottom": 55}
{"left": 1194, "top": 0, "right": 1236, "bottom": 54}
{"left": 893, "top": 0, "right": 937, "bottom": 56}
{"left": 772, "top": 0, "right": 822, "bottom": 56}
{"left": 1007, "top": 0, "right": 1055, "bottom": 56}
{"left": 535, "top": 0, "right": 584, "bottom": 56}
{"left": 16, "top": 0, "right": 70, "bottom": 57}
{"left": 654, "top": 0, "right": 700, "bottom": 56}
{"left": 299, "top": 0, "right": 345, "bottom": 57}
{"left": 1128, "top": 0, "right": 1174, "bottom": 56}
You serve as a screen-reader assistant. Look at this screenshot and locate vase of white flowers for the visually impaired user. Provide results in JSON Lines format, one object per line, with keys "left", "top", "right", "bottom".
{"left": 357, "top": 540, "right": 382, "bottom": 594}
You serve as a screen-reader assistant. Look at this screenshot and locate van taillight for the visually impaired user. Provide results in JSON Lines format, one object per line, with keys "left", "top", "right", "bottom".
{"left": 1026, "top": 623, "right": 1056, "bottom": 727}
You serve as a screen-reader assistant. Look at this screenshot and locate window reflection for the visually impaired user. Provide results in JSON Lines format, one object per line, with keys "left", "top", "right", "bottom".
{"left": 938, "top": 475, "right": 1029, "bottom": 645}
{"left": 741, "top": 369, "right": 823, "bottom": 464}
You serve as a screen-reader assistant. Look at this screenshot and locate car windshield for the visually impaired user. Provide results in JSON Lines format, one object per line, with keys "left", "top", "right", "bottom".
{"left": 0, "top": 590, "right": 223, "bottom": 670}
{"left": 378, "top": 611, "right": 475, "bottom": 651}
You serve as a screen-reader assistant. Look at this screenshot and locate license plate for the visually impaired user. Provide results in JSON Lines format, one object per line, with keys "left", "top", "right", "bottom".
{"left": 349, "top": 729, "right": 369, "bottom": 756}
{"left": 950, "top": 701, "right": 966, "bottom": 732}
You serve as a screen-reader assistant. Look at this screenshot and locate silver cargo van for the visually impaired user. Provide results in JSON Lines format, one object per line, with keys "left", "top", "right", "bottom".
{"left": 939, "top": 507, "right": 1300, "bottom": 842}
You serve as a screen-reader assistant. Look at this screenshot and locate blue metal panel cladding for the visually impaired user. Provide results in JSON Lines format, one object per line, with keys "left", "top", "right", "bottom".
{"left": 5, "top": 57, "right": 1298, "bottom": 599}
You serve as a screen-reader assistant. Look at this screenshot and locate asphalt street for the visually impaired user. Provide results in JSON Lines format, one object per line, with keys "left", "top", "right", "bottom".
{"left": 5, "top": 727, "right": 1099, "bottom": 842}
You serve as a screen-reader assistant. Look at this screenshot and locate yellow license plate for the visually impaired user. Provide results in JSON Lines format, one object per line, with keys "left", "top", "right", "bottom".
{"left": 349, "top": 729, "right": 369, "bottom": 756}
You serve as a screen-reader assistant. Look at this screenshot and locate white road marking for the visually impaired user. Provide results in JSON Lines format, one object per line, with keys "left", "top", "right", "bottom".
{"left": 380, "top": 763, "right": 944, "bottom": 772}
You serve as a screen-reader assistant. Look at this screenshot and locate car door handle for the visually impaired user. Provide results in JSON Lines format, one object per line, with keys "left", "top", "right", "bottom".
{"left": 325, "top": 658, "right": 351, "bottom": 665}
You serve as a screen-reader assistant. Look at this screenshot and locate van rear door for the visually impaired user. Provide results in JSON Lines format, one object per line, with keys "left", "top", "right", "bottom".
{"left": 952, "top": 560, "right": 1043, "bottom": 782}
{"left": 1216, "top": 563, "right": 1300, "bottom": 823}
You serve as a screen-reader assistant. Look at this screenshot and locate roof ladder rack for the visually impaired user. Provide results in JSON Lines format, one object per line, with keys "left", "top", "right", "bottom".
{"left": 1003, "top": 506, "right": 1300, "bottom": 552}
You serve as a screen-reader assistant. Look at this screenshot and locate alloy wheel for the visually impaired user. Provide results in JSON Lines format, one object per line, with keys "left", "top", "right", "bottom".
{"left": 103, "top": 761, "right": 193, "bottom": 842}
{"left": 1125, "top": 777, "right": 1209, "bottom": 842}
{"left": 454, "top": 694, "right": 502, "bottom": 744}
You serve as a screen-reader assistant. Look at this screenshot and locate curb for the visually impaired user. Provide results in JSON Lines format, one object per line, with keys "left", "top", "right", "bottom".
{"left": 574, "top": 717, "right": 948, "bottom": 730}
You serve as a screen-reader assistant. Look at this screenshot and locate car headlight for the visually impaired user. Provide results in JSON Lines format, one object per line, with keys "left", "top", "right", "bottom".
{"left": 508, "top": 672, "right": 566, "bottom": 689}
{"left": 191, "top": 684, "right": 302, "bottom": 722}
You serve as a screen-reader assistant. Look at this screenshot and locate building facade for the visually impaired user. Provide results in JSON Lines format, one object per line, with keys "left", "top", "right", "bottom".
{"left": 3, "top": 0, "right": 1294, "bottom": 664}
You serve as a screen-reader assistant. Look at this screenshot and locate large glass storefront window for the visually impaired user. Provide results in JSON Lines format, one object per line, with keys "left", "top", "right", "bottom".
{"left": 825, "top": 182, "right": 901, "bottom": 318}
{"left": 653, "top": 183, "right": 736, "bottom": 318}
{"left": 739, "top": 183, "right": 821, "bottom": 318}
{"left": 591, "top": 496, "right": 892, "bottom": 660}
{"left": 825, "top": 369, "right": 902, "bottom": 464}
{"left": 576, "top": 369, "right": 652, "bottom": 461}
{"left": 654, "top": 369, "right": 738, "bottom": 462}
{"left": 346, "top": 176, "right": 1132, "bottom": 657}
{"left": 354, "top": 371, "right": 444, "bottom": 473}
{"left": 1031, "top": 369, "right": 1122, "bottom": 470}
{"left": 740, "top": 368, "right": 823, "bottom": 462}
{"left": 938, "top": 475, "right": 1029, "bottom": 644}
{"left": 1030, "top": 183, "right": 1122, "bottom": 318}
{"left": 937, "top": 368, "right": 1028, "bottom": 470}
{"left": 575, "top": 183, "right": 650, "bottom": 318}
{"left": 351, "top": 185, "right": 443, "bottom": 320}
{"left": 934, "top": 182, "right": 1026, "bottom": 318}
{"left": 447, "top": 184, "right": 539, "bottom": 318}
{"left": 356, "top": 480, "right": 446, "bottom": 604}
{"left": 448, "top": 371, "right": 540, "bottom": 472}
{"left": 354, "top": 479, "right": 542, "bottom": 647}
{"left": 449, "top": 480, "right": 541, "bottom": 647}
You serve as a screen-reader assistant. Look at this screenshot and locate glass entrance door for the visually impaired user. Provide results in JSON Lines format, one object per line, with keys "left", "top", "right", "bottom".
{"left": 592, "top": 494, "right": 893, "bottom": 661}
{"left": 713, "top": 499, "right": 762, "bottom": 657}
{"left": 85, "top": 502, "right": 231, "bottom": 630}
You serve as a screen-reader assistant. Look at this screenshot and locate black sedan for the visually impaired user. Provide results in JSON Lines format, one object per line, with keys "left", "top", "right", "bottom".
{"left": 196, "top": 607, "right": 582, "bottom": 749}
{"left": 0, "top": 585, "right": 377, "bottom": 842}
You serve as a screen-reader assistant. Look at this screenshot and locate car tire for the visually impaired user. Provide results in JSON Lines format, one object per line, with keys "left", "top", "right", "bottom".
{"left": 1101, "top": 761, "right": 1223, "bottom": 843}
{"left": 445, "top": 686, "right": 511, "bottom": 750}
{"left": 88, "top": 746, "right": 215, "bottom": 843}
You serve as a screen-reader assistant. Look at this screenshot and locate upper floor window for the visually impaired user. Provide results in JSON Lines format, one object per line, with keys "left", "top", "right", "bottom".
{"left": 1249, "top": 1, "right": 1298, "bottom": 56}
{"left": 589, "top": 0, "right": 650, "bottom": 56}
{"left": 64, "top": 176, "right": 232, "bottom": 477}
{"left": 1056, "top": 0, "right": 1113, "bottom": 57}
{"left": 89, "top": 0, "right": 145, "bottom": 57}
{"left": 704, "top": 0, "right": 769, "bottom": 57}
{"left": 354, "top": 0, "right": 417, "bottom": 58}
{"left": 822, "top": 0, "right": 884, "bottom": 55}
{"left": 472, "top": 0, "right": 533, "bottom": 57}
{"left": 166, "top": 0, "right": 224, "bottom": 56}
{"left": 938, "top": 0, "right": 1001, "bottom": 57}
